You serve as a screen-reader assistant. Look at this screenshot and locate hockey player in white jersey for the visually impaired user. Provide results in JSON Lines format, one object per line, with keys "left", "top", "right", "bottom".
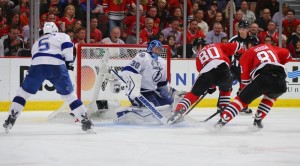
{"left": 3, "top": 22, "right": 94, "bottom": 133}
{"left": 114, "top": 40, "right": 181, "bottom": 125}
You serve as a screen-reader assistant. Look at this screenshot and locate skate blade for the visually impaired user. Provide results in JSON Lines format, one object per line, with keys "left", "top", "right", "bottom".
{"left": 86, "top": 129, "right": 97, "bottom": 134}
{"left": 167, "top": 115, "right": 182, "bottom": 125}
{"left": 5, "top": 127, "right": 11, "bottom": 133}
{"left": 251, "top": 125, "right": 262, "bottom": 132}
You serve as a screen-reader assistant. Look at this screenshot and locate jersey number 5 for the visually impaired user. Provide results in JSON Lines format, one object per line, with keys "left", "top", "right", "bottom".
{"left": 38, "top": 38, "right": 50, "bottom": 51}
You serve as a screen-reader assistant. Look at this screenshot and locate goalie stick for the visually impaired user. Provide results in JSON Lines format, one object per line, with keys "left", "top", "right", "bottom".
{"left": 110, "top": 68, "right": 168, "bottom": 125}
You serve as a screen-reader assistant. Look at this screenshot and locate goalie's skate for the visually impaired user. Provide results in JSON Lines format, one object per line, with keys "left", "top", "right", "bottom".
{"left": 3, "top": 114, "right": 17, "bottom": 133}
{"left": 167, "top": 106, "right": 186, "bottom": 125}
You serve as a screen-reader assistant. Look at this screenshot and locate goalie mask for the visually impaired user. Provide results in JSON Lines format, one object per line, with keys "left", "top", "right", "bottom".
{"left": 43, "top": 22, "right": 58, "bottom": 35}
{"left": 147, "top": 40, "right": 163, "bottom": 60}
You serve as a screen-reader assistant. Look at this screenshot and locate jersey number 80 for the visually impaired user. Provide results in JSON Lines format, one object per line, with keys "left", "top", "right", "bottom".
{"left": 198, "top": 47, "right": 220, "bottom": 64}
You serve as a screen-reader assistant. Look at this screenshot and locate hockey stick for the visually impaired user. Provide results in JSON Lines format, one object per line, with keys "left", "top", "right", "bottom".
{"left": 110, "top": 68, "right": 168, "bottom": 125}
{"left": 183, "top": 91, "right": 208, "bottom": 116}
{"left": 200, "top": 104, "right": 224, "bottom": 122}
{"left": 167, "top": 91, "right": 208, "bottom": 125}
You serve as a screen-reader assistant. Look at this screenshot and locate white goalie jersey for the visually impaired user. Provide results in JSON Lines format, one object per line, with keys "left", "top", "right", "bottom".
{"left": 121, "top": 52, "right": 168, "bottom": 92}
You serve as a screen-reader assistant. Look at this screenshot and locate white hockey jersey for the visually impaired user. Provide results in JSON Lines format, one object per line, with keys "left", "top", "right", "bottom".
{"left": 122, "top": 52, "right": 168, "bottom": 92}
{"left": 31, "top": 33, "right": 74, "bottom": 65}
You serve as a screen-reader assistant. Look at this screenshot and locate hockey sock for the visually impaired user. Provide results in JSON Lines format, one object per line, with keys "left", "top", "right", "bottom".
{"left": 255, "top": 95, "right": 276, "bottom": 120}
{"left": 218, "top": 90, "right": 232, "bottom": 108}
{"left": 8, "top": 88, "right": 32, "bottom": 118}
{"left": 62, "top": 92, "right": 87, "bottom": 121}
{"left": 175, "top": 92, "right": 199, "bottom": 112}
{"left": 221, "top": 96, "right": 248, "bottom": 123}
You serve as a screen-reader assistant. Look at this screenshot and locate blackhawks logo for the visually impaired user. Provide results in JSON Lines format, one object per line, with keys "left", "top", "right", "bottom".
{"left": 113, "top": 0, "right": 123, "bottom": 5}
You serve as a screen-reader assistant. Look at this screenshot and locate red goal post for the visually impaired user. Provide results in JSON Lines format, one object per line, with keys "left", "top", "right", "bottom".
{"left": 76, "top": 43, "right": 171, "bottom": 101}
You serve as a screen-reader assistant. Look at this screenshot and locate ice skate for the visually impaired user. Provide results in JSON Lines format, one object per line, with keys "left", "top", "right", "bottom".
{"left": 81, "top": 115, "right": 96, "bottom": 134}
{"left": 240, "top": 107, "right": 253, "bottom": 114}
{"left": 3, "top": 113, "right": 17, "bottom": 133}
{"left": 253, "top": 119, "right": 263, "bottom": 129}
{"left": 167, "top": 106, "right": 186, "bottom": 125}
{"left": 214, "top": 119, "right": 227, "bottom": 129}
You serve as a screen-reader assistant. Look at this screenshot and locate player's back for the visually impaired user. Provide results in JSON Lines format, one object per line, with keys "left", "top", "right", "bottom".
{"left": 240, "top": 44, "right": 286, "bottom": 80}
{"left": 195, "top": 43, "right": 240, "bottom": 72}
{"left": 241, "top": 44, "right": 281, "bottom": 68}
{"left": 31, "top": 33, "right": 73, "bottom": 66}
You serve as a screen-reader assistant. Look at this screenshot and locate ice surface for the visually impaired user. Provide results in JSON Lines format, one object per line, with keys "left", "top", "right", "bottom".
{"left": 0, "top": 108, "right": 300, "bottom": 166}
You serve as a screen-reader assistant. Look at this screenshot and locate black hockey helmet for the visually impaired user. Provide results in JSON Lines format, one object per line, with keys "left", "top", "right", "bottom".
{"left": 246, "top": 35, "right": 260, "bottom": 47}
{"left": 193, "top": 37, "right": 206, "bottom": 47}
{"left": 238, "top": 20, "right": 249, "bottom": 29}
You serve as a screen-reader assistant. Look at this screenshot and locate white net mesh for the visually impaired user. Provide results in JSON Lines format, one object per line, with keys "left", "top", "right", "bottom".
{"left": 48, "top": 44, "right": 170, "bottom": 122}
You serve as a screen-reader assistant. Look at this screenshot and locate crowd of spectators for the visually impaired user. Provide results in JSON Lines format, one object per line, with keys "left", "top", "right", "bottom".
{"left": 0, "top": 0, "right": 299, "bottom": 58}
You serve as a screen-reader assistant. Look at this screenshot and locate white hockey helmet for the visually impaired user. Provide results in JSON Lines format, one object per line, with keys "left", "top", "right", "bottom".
{"left": 43, "top": 22, "right": 58, "bottom": 34}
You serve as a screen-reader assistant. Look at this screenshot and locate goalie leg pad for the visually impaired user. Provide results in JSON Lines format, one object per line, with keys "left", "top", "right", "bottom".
{"left": 114, "top": 105, "right": 172, "bottom": 125}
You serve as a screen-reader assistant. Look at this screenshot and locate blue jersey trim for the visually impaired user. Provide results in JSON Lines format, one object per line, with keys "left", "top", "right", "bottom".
{"left": 13, "top": 96, "right": 26, "bottom": 106}
{"left": 61, "top": 42, "right": 73, "bottom": 51}
{"left": 70, "top": 100, "right": 83, "bottom": 110}
{"left": 32, "top": 53, "right": 65, "bottom": 61}
{"left": 122, "top": 66, "right": 139, "bottom": 74}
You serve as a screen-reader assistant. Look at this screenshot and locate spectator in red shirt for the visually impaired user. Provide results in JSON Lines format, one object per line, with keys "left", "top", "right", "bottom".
{"left": 166, "top": 7, "right": 183, "bottom": 31}
{"left": 185, "top": 19, "right": 205, "bottom": 44}
{"left": 123, "top": 4, "right": 145, "bottom": 44}
{"left": 73, "top": 27, "right": 86, "bottom": 45}
{"left": 73, "top": 19, "right": 82, "bottom": 33}
{"left": 140, "top": 17, "right": 158, "bottom": 44}
{"left": 259, "top": 21, "right": 279, "bottom": 46}
{"left": 144, "top": 6, "right": 160, "bottom": 32}
{"left": 60, "top": 4, "right": 76, "bottom": 31}
{"left": 282, "top": 8, "right": 300, "bottom": 38}
{"left": 40, "top": 3, "right": 61, "bottom": 29}
{"left": 0, "top": 7, "right": 8, "bottom": 37}
{"left": 90, "top": 17, "right": 102, "bottom": 43}
{"left": 231, "top": 10, "right": 244, "bottom": 36}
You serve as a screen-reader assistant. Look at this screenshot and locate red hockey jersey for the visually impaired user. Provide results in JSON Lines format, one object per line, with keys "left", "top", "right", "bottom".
{"left": 239, "top": 44, "right": 291, "bottom": 89}
{"left": 195, "top": 42, "right": 242, "bottom": 73}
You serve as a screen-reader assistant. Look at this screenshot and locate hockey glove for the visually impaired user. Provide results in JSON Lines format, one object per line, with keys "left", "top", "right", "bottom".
{"left": 65, "top": 61, "right": 74, "bottom": 71}
{"left": 207, "top": 87, "right": 217, "bottom": 94}
{"left": 234, "top": 47, "right": 246, "bottom": 60}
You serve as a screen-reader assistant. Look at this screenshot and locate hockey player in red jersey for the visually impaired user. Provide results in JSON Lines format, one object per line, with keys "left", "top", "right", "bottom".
{"left": 167, "top": 38, "right": 244, "bottom": 124}
{"left": 215, "top": 36, "right": 292, "bottom": 129}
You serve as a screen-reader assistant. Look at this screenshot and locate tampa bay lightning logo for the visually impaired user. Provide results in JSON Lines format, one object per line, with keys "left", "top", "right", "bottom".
{"left": 153, "top": 71, "right": 162, "bottom": 82}
{"left": 152, "top": 60, "right": 163, "bottom": 82}
{"left": 139, "top": 53, "right": 145, "bottom": 57}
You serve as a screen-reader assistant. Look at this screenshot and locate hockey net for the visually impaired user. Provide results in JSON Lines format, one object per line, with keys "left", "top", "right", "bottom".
{"left": 48, "top": 44, "right": 171, "bottom": 122}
